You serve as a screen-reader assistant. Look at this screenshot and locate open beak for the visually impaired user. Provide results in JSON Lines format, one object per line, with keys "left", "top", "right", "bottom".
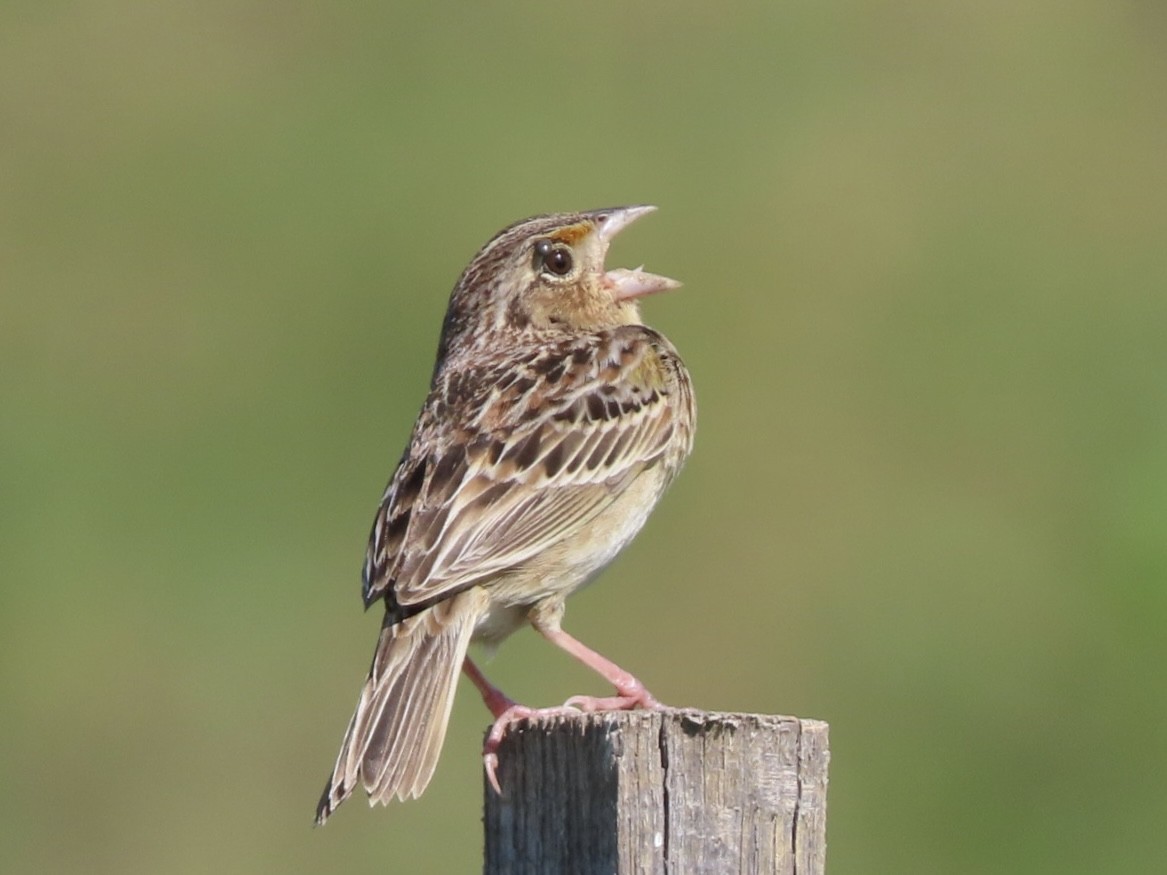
{"left": 594, "top": 205, "right": 682, "bottom": 301}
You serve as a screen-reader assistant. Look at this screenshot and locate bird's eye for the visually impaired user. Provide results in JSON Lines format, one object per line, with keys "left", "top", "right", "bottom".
{"left": 545, "top": 247, "right": 573, "bottom": 276}
{"left": 534, "top": 239, "right": 574, "bottom": 277}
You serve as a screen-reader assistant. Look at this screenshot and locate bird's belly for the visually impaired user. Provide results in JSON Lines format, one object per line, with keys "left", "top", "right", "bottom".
{"left": 470, "top": 470, "right": 667, "bottom": 646}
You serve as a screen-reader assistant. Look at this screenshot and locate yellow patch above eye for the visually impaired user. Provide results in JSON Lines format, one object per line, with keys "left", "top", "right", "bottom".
{"left": 550, "top": 222, "right": 591, "bottom": 246}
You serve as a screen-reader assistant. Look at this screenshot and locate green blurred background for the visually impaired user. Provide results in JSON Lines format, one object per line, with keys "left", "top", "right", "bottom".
{"left": 3, "top": 1, "right": 1165, "bottom": 872}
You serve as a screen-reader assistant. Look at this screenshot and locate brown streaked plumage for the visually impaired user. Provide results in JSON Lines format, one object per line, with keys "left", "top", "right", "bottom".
{"left": 316, "top": 206, "right": 695, "bottom": 824}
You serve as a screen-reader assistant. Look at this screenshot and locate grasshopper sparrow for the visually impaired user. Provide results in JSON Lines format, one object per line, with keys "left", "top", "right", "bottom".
{"left": 316, "top": 206, "right": 695, "bottom": 823}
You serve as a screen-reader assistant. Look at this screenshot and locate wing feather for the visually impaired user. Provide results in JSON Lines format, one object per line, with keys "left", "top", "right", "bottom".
{"left": 362, "top": 328, "right": 690, "bottom": 609}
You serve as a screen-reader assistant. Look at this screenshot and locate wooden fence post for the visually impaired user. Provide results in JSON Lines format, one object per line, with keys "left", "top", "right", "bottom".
{"left": 483, "top": 709, "right": 829, "bottom": 874}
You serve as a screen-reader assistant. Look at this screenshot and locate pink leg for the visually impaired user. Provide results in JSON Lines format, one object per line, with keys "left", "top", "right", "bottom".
{"left": 536, "top": 625, "right": 663, "bottom": 712}
{"left": 462, "top": 657, "right": 575, "bottom": 794}
{"left": 462, "top": 656, "right": 515, "bottom": 719}
{"left": 463, "top": 628, "right": 665, "bottom": 795}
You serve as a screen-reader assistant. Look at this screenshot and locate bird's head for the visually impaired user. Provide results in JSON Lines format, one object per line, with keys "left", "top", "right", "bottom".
{"left": 437, "top": 206, "right": 680, "bottom": 358}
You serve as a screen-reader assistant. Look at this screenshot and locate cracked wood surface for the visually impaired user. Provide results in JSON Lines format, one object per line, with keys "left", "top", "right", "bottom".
{"left": 482, "top": 710, "right": 829, "bottom": 874}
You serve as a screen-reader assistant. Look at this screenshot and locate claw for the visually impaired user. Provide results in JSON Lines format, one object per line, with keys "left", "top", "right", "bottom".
{"left": 484, "top": 750, "right": 502, "bottom": 795}
{"left": 482, "top": 703, "right": 577, "bottom": 795}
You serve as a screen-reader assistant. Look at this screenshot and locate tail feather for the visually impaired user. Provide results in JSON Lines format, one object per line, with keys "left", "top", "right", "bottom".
{"left": 315, "top": 589, "right": 484, "bottom": 824}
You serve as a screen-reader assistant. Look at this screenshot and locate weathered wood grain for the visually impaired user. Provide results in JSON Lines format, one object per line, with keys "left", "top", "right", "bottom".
{"left": 483, "top": 710, "right": 829, "bottom": 874}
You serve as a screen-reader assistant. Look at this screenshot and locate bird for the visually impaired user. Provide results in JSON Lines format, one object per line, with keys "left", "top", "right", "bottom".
{"left": 315, "top": 205, "right": 695, "bottom": 824}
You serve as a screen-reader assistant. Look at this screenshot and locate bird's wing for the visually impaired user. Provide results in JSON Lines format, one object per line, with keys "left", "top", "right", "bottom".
{"left": 361, "top": 330, "right": 688, "bottom": 609}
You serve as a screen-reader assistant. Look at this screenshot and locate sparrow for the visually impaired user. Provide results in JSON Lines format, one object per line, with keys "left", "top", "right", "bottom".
{"left": 315, "top": 205, "right": 695, "bottom": 824}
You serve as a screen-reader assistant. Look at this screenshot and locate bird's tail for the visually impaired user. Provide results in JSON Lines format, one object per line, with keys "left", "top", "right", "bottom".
{"left": 315, "top": 590, "right": 483, "bottom": 824}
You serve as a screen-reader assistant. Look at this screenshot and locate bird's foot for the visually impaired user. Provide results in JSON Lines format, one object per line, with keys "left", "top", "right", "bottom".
{"left": 483, "top": 703, "right": 578, "bottom": 794}
{"left": 562, "top": 691, "right": 663, "bottom": 712}
{"left": 564, "top": 674, "right": 662, "bottom": 713}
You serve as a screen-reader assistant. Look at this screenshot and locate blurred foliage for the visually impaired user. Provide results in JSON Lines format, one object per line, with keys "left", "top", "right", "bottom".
{"left": 3, "top": 1, "right": 1166, "bottom": 872}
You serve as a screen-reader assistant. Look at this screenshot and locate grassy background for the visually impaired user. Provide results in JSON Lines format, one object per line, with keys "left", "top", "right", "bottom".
{"left": 3, "top": 1, "right": 1166, "bottom": 872}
